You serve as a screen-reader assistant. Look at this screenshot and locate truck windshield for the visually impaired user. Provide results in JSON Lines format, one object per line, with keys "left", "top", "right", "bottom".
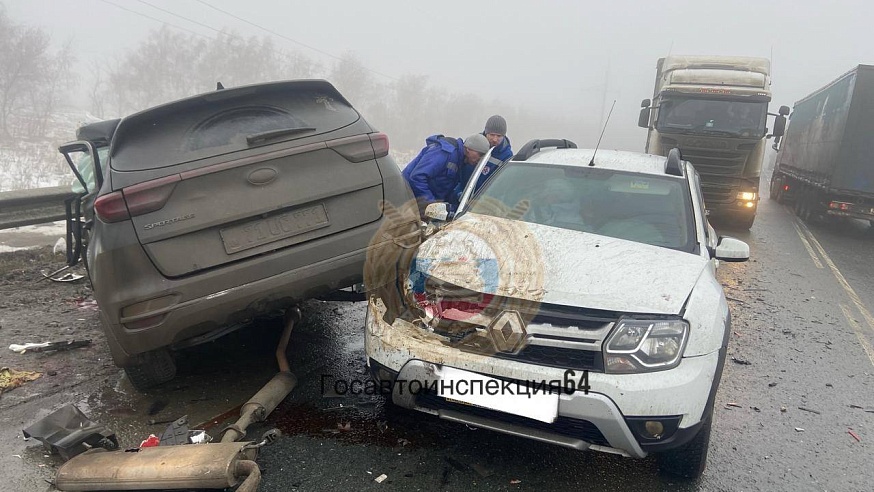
{"left": 657, "top": 98, "right": 767, "bottom": 138}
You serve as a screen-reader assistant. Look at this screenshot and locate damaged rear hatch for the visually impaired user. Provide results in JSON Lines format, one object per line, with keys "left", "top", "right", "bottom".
{"left": 106, "top": 80, "right": 385, "bottom": 277}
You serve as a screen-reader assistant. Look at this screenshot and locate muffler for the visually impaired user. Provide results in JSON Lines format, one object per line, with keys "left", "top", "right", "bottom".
{"left": 55, "top": 442, "right": 258, "bottom": 491}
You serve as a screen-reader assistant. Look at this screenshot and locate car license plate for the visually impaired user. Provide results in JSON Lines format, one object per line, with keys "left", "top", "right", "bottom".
{"left": 220, "top": 204, "right": 329, "bottom": 254}
{"left": 437, "top": 366, "right": 559, "bottom": 423}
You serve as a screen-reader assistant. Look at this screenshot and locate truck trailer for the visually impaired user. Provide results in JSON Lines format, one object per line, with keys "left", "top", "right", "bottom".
{"left": 639, "top": 56, "right": 788, "bottom": 229}
{"left": 769, "top": 65, "right": 874, "bottom": 226}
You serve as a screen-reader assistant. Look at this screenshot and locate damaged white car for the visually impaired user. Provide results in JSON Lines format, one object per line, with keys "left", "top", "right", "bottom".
{"left": 364, "top": 139, "right": 749, "bottom": 478}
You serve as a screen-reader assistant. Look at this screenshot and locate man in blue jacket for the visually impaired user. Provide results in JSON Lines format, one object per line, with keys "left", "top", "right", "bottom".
{"left": 402, "top": 133, "right": 490, "bottom": 216}
{"left": 455, "top": 115, "right": 513, "bottom": 201}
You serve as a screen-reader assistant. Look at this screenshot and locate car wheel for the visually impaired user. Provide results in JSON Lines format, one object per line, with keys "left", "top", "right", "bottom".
{"left": 124, "top": 348, "right": 177, "bottom": 390}
{"left": 656, "top": 413, "right": 712, "bottom": 479}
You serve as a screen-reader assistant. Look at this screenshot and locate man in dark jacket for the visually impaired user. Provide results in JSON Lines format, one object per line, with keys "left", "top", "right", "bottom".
{"left": 456, "top": 115, "right": 513, "bottom": 200}
{"left": 402, "top": 133, "right": 490, "bottom": 216}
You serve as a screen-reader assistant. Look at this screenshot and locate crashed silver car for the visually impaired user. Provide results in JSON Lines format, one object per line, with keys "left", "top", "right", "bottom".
{"left": 60, "top": 80, "right": 413, "bottom": 390}
{"left": 364, "top": 140, "right": 749, "bottom": 478}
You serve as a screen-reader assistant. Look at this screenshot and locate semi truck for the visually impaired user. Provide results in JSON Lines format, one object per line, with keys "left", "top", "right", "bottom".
{"left": 638, "top": 56, "right": 788, "bottom": 229}
{"left": 769, "top": 65, "right": 874, "bottom": 226}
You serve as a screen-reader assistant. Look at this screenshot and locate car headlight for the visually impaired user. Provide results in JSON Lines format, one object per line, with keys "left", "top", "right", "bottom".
{"left": 604, "top": 319, "right": 689, "bottom": 373}
{"left": 736, "top": 191, "right": 757, "bottom": 201}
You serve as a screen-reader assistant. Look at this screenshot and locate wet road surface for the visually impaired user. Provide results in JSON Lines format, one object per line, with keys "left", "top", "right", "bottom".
{"left": 3, "top": 178, "right": 873, "bottom": 491}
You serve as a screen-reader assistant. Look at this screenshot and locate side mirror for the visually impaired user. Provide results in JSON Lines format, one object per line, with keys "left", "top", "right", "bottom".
{"left": 772, "top": 114, "right": 787, "bottom": 138}
{"left": 424, "top": 202, "right": 451, "bottom": 222}
{"left": 779, "top": 105, "right": 790, "bottom": 116}
{"left": 640, "top": 98, "right": 651, "bottom": 108}
{"left": 714, "top": 236, "right": 749, "bottom": 262}
{"left": 638, "top": 107, "right": 651, "bottom": 128}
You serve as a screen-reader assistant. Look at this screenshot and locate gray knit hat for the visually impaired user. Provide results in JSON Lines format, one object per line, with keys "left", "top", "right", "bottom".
{"left": 463, "top": 133, "right": 490, "bottom": 154}
{"left": 484, "top": 115, "right": 507, "bottom": 135}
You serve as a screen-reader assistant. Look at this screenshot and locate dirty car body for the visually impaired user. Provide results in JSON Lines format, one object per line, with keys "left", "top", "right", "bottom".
{"left": 365, "top": 141, "right": 749, "bottom": 478}
{"left": 63, "top": 80, "right": 412, "bottom": 390}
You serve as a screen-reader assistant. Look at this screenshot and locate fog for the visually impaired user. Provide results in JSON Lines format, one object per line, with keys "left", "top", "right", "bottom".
{"left": 4, "top": 0, "right": 873, "bottom": 154}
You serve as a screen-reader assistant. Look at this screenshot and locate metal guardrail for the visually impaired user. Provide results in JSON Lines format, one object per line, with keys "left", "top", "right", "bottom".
{"left": 0, "top": 186, "right": 76, "bottom": 230}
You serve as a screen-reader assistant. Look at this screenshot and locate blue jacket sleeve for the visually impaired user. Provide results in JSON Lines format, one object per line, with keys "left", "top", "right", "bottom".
{"left": 405, "top": 149, "right": 450, "bottom": 203}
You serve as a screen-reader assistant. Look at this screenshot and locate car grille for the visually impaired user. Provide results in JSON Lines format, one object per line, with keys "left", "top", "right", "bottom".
{"left": 416, "top": 391, "right": 610, "bottom": 447}
{"left": 495, "top": 345, "right": 603, "bottom": 371}
{"left": 432, "top": 301, "right": 617, "bottom": 373}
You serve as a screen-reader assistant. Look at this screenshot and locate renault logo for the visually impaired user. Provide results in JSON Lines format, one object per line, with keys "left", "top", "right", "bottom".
{"left": 488, "top": 310, "right": 526, "bottom": 353}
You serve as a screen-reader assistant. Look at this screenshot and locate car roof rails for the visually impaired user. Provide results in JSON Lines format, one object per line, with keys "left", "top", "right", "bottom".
{"left": 512, "top": 138, "right": 578, "bottom": 161}
{"left": 665, "top": 147, "right": 684, "bottom": 176}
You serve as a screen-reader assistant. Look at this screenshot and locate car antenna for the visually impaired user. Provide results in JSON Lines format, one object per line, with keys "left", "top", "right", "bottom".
{"left": 589, "top": 99, "right": 616, "bottom": 166}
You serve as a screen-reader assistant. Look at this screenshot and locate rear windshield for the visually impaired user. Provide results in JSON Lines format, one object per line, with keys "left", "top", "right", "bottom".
{"left": 110, "top": 84, "right": 359, "bottom": 171}
{"left": 467, "top": 163, "right": 696, "bottom": 252}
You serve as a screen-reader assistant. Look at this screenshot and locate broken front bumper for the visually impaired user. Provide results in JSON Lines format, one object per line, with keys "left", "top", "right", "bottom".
{"left": 364, "top": 298, "right": 720, "bottom": 458}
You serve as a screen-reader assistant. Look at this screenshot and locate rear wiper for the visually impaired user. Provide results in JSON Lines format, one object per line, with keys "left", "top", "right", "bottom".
{"left": 246, "top": 127, "right": 316, "bottom": 145}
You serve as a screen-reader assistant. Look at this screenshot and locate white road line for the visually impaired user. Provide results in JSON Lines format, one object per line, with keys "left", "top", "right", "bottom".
{"left": 839, "top": 304, "right": 874, "bottom": 367}
{"left": 791, "top": 220, "right": 824, "bottom": 269}
{"left": 797, "top": 219, "right": 874, "bottom": 335}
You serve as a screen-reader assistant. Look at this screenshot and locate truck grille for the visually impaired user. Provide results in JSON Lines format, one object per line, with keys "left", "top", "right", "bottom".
{"left": 682, "top": 149, "right": 748, "bottom": 176}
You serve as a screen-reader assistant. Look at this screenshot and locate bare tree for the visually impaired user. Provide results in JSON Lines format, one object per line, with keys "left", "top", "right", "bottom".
{"left": 0, "top": 8, "right": 72, "bottom": 140}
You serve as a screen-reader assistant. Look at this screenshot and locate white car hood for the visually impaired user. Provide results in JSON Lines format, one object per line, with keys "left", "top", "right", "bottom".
{"left": 415, "top": 213, "right": 708, "bottom": 315}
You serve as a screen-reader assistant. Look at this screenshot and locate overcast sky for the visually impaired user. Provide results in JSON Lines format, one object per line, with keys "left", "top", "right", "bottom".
{"left": 6, "top": 0, "right": 873, "bottom": 151}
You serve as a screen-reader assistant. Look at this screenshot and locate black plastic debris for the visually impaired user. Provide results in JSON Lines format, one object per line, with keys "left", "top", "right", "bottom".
{"left": 22, "top": 404, "right": 118, "bottom": 461}
{"left": 159, "top": 415, "right": 190, "bottom": 446}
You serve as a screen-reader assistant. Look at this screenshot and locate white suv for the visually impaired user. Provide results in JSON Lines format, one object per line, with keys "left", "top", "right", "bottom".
{"left": 364, "top": 140, "right": 749, "bottom": 478}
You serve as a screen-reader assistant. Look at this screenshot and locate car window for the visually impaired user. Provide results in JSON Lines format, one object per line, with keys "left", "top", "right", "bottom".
{"left": 467, "top": 163, "right": 696, "bottom": 252}
{"left": 110, "top": 84, "right": 359, "bottom": 171}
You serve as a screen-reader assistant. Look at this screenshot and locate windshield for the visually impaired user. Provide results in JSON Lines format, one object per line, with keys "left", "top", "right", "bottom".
{"left": 657, "top": 97, "right": 767, "bottom": 138}
{"left": 467, "top": 163, "right": 696, "bottom": 252}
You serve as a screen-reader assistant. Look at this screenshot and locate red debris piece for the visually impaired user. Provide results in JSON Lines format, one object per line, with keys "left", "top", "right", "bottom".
{"left": 848, "top": 430, "right": 861, "bottom": 442}
{"left": 140, "top": 434, "right": 160, "bottom": 447}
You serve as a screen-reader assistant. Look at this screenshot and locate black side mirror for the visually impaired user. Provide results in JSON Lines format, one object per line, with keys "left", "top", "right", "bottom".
{"left": 772, "top": 114, "right": 787, "bottom": 138}
{"left": 640, "top": 98, "right": 651, "bottom": 108}
{"left": 779, "top": 105, "right": 790, "bottom": 116}
{"left": 638, "top": 107, "right": 651, "bottom": 129}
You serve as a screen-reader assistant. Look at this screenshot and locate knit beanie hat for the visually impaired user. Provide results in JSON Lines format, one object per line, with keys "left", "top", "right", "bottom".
{"left": 484, "top": 115, "right": 507, "bottom": 135}
{"left": 463, "top": 133, "right": 490, "bottom": 154}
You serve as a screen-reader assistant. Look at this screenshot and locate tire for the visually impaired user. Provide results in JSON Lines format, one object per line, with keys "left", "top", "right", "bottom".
{"left": 124, "top": 348, "right": 177, "bottom": 390}
{"left": 657, "top": 413, "right": 713, "bottom": 479}
{"left": 793, "top": 186, "right": 806, "bottom": 217}
{"left": 768, "top": 175, "right": 781, "bottom": 200}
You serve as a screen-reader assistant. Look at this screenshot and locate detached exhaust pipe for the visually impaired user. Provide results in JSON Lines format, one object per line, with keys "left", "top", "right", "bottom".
{"left": 55, "top": 307, "right": 301, "bottom": 491}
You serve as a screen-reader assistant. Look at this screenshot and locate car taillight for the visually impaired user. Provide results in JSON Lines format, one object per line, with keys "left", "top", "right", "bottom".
{"left": 328, "top": 133, "right": 389, "bottom": 162}
{"left": 370, "top": 132, "right": 389, "bottom": 158}
{"left": 94, "top": 175, "right": 180, "bottom": 223}
{"left": 123, "top": 175, "right": 180, "bottom": 216}
{"left": 94, "top": 191, "right": 129, "bottom": 223}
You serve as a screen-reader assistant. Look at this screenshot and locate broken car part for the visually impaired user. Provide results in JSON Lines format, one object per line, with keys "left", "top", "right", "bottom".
{"left": 22, "top": 404, "right": 118, "bottom": 461}
{"left": 53, "top": 307, "right": 300, "bottom": 491}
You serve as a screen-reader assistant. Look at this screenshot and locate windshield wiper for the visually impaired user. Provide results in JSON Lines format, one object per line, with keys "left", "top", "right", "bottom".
{"left": 246, "top": 127, "right": 316, "bottom": 145}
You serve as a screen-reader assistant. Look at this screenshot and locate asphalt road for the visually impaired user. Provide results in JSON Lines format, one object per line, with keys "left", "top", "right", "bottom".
{"left": 3, "top": 183, "right": 873, "bottom": 491}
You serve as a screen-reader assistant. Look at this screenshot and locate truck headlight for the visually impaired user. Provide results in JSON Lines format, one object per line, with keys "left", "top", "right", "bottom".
{"left": 736, "top": 191, "right": 757, "bottom": 201}
{"left": 604, "top": 319, "right": 689, "bottom": 373}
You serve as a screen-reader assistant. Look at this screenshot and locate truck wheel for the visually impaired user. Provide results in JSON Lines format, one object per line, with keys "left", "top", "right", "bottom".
{"left": 124, "top": 348, "right": 176, "bottom": 390}
{"left": 657, "top": 413, "right": 713, "bottom": 479}
{"left": 768, "top": 176, "right": 781, "bottom": 200}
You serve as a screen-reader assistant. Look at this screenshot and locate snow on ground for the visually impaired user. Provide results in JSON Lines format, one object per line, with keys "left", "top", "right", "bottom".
{"left": 0, "top": 221, "right": 67, "bottom": 251}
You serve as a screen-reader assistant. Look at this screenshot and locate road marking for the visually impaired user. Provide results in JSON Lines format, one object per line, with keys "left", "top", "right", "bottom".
{"left": 797, "top": 219, "right": 874, "bottom": 335}
{"left": 839, "top": 304, "right": 874, "bottom": 367}
{"left": 791, "top": 220, "right": 824, "bottom": 269}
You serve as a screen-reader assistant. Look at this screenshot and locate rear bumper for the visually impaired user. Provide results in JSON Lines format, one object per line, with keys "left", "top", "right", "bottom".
{"left": 93, "top": 219, "right": 383, "bottom": 366}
